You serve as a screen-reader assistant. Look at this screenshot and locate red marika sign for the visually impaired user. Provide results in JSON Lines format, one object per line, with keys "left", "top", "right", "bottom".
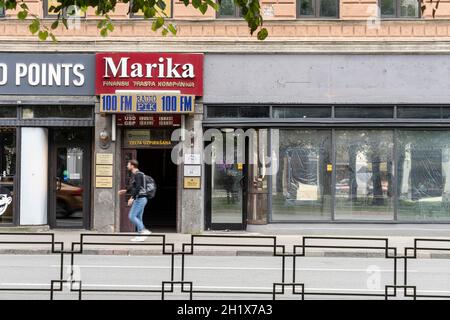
{"left": 95, "top": 53, "right": 203, "bottom": 96}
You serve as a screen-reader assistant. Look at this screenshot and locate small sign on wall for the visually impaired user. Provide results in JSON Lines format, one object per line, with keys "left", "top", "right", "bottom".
{"left": 96, "top": 153, "right": 113, "bottom": 165}
{"left": 183, "top": 154, "right": 201, "bottom": 189}
{"left": 184, "top": 165, "right": 201, "bottom": 177}
{"left": 184, "top": 153, "right": 201, "bottom": 165}
{"left": 96, "top": 153, "right": 114, "bottom": 188}
{"left": 184, "top": 177, "right": 201, "bottom": 189}
{"left": 96, "top": 165, "right": 113, "bottom": 176}
{"left": 96, "top": 176, "right": 113, "bottom": 188}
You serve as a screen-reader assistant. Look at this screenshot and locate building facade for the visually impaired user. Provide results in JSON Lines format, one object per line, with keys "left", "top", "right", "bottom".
{"left": 1, "top": 0, "right": 450, "bottom": 233}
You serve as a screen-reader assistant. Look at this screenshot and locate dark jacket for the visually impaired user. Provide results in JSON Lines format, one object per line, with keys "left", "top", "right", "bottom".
{"left": 127, "top": 170, "right": 146, "bottom": 199}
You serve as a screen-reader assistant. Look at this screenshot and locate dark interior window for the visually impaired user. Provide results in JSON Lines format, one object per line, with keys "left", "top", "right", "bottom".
{"left": 0, "top": 106, "right": 17, "bottom": 118}
{"left": 207, "top": 106, "right": 269, "bottom": 118}
{"left": 273, "top": 106, "right": 331, "bottom": 118}
{"left": 335, "top": 106, "right": 394, "bottom": 118}
{"left": 397, "top": 107, "right": 442, "bottom": 119}
{"left": 21, "top": 106, "right": 93, "bottom": 119}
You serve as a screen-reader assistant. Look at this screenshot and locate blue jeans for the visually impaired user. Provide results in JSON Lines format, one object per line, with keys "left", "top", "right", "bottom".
{"left": 128, "top": 197, "right": 148, "bottom": 232}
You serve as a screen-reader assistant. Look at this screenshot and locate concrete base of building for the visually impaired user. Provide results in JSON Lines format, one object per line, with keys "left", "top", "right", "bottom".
{"left": 247, "top": 223, "right": 450, "bottom": 237}
{"left": 0, "top": 225, "right": 50, "bottom": 232}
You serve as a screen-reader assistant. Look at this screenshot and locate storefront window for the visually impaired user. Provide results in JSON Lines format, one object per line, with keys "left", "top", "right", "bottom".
{"left": 334, "top": 130, "right": 394, "bottom": 220}
{"left": 0, "top": 128, "right": 16, "bottom": 224}
{"left": 271, "top": 130, "right": 332, "bottom": 221}
{"left": 397, "top": 130, "right": 450, "bottom": 221}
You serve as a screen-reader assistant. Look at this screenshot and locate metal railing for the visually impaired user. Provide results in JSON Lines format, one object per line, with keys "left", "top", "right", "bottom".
{"left": 0, "top": 233, "right": 449, "bottom": 300}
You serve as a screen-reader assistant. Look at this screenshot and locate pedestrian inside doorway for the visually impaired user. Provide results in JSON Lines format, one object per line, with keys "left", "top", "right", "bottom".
{"left": 118, "top": 159, "right": 152, "bottom": 242}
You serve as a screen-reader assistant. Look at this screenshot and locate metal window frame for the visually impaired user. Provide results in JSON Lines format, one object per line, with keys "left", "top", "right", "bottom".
{"left": 204, "top": 103, "right": 450, "bottom": 225}
{"left": 204, "top": 103, "right": 450, "bottom": 125}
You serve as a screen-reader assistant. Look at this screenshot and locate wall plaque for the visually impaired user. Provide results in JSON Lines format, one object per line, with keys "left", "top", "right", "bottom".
{"left": 183, "top": 177, "right": 201, "bottom": 189}
{"left": 96, "top": 153, "right": 113, "bottom": 165}
{"left": 96, "top": 176, "right": 113, "bottom": 188}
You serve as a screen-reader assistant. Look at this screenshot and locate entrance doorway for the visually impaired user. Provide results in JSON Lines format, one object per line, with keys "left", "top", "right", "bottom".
{"left": 205, "top": 129, "right": 270, "bottom": 231}
{"left": 48, "top": 128, "right": 92, "bottom": 229}
{"left": 207, "top": 161, "right": 248, "bottom": 230}
{"left": 138, "top": 149, "right": 177, "bottom": 230}
{"left": 120, "top": 148, "right": 177, "bottom": 232}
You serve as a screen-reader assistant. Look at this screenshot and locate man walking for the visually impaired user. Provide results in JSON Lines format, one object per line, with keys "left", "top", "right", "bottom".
{"left": 118, "top": 159, "right": 151, "bottom": 242}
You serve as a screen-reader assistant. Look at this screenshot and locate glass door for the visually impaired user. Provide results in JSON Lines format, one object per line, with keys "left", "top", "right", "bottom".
{"left": 206, "top": 130, "right": 248, "bottom": 230}
{"left": 0, "top": 128, "right": 16, "bottom": 225}
{"left": 49, "top": 128, "right": 92, "bottom": 228}
{"left": 208, "top": 162, "right": 247, "bottom": 230}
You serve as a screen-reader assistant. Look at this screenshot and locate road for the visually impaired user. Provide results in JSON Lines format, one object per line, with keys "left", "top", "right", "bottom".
{"left": 0, "top": 254, "right": 448, "bottom": 299}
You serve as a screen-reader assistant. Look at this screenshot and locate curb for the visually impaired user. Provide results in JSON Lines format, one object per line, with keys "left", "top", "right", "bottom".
{"left": 2, "top": 249, "right": 450, "bottom": 259}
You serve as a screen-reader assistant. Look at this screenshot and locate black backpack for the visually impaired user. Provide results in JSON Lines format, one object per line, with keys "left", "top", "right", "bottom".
{"left": 143, "top": 174, "right": 157, "bottom": 199}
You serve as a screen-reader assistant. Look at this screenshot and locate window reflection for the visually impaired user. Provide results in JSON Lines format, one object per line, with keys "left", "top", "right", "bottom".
{"left": 271, "top": 130, "right": 332, "bottom": 221}
{"left": 56, "top": 147, "right": 84, "bottom": 227}
{"left": 210, "top": 128, "right": 450, "bottom": 223}
{"left": 334, "top": 130, "right": 394, "bottom": 220}
{"left": 397, "top": 131, "right": 450, "bottom": 221}
{"left": 211, "top": 132, "right": 243, "bottom": 224}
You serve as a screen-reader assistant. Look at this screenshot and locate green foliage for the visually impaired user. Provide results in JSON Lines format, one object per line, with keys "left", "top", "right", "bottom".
{"left": 28, "top": 18, "right": 40, "bottom": 34}
{"left": 38, "top": 30, "right": 48, "bottom": 40}
{"left": 0, "top": 0, "right": 269, "bottom": 41}
{"left": 17, "top": 9, "right": 27, "bottom": 20}
{"left": 257, "top": 27, "right": 268, "bottom": 40}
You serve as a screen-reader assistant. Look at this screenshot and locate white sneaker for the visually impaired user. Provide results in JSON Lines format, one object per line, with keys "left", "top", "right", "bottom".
{"left": 141, "top": 229, "right": 152, "bottom": 235}
{"left": 130, "top": 236, "right": 147, "bottom": 242}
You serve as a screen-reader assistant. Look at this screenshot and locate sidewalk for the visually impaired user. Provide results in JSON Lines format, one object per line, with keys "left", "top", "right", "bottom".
{"left": 1, "top": 224, "right": 450, "bottom": 258}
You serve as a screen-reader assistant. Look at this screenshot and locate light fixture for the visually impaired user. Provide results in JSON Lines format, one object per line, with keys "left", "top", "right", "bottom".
{"left": 99, "top": 128, "right": 111, "bottom": 149}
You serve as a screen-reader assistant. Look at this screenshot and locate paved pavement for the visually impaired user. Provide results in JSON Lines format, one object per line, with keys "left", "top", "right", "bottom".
{"left": 1, "top": 227, "right": 450, "bottom": 257}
